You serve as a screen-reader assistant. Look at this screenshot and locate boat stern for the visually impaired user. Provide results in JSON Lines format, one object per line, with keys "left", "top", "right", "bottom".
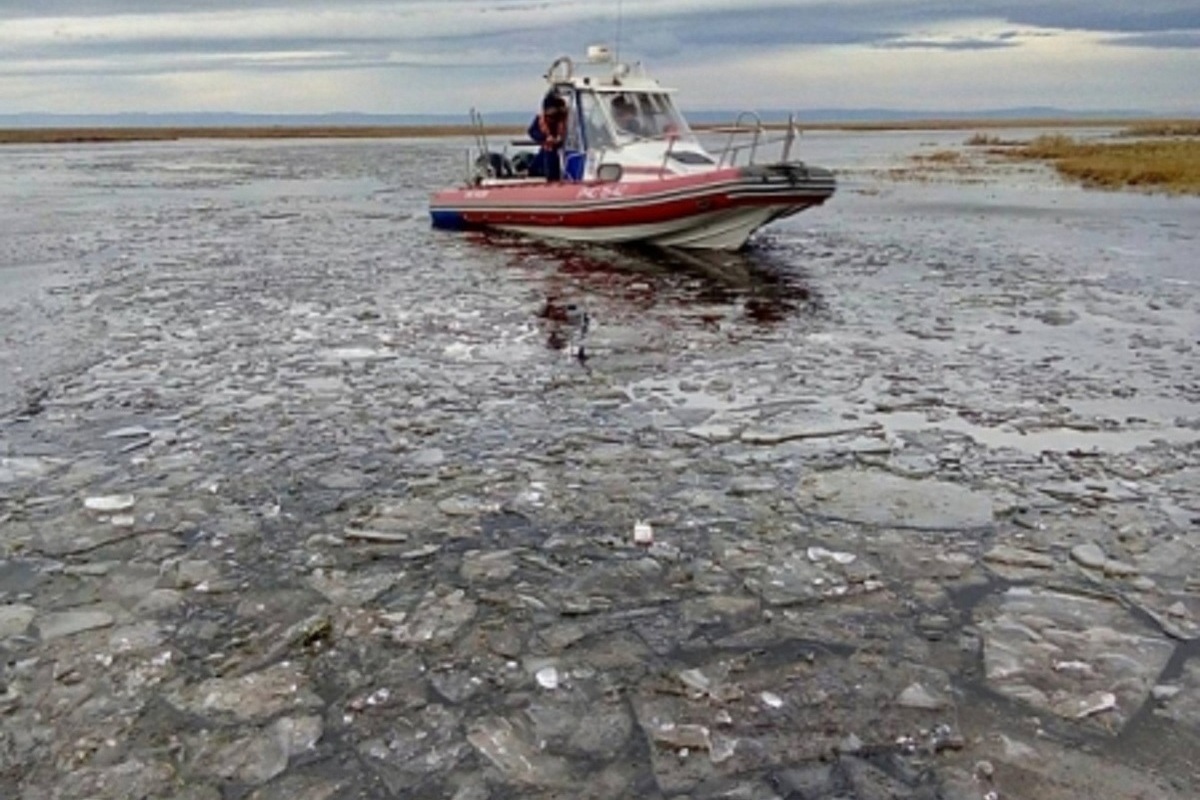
{"left": 735, "top": 161, "right": 837, "bottom": 203}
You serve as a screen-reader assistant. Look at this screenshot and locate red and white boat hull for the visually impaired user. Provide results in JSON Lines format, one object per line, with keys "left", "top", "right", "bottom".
{"left": 430, "top": 163, "right": 835, "bottom": 251}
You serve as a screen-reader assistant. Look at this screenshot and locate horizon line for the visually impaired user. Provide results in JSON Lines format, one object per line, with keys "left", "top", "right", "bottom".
{"left": 3, "top": 107, "right": 1198, "bottom": 128}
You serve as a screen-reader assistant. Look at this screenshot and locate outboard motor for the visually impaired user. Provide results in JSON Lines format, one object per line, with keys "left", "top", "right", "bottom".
{"left": 474, "top": 151, "right": 514, "bottom": 181}
{"left": 510, "top": 151, "right": 535, "bottom": 175}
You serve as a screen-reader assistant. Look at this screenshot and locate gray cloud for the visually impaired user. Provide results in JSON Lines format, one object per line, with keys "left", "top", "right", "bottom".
{"left": 1104, "top": 31, "right": 1200, "bottom": 48}
{"left": 24, "top": 36, "right": 398, "bottom": 57}
{"left": 875, "top": 39, "right": 1019, "bottom": 51}
{"left": 0, "top": 0, "right": 300, "bottom": 16}
{"left": 5, "top": 0, "right": 1200, "bottom": 33}
{"left": 1, "top": 1, "right": 1197, "bottom": 112}
{"left": 995, "top": 4, "right": 1200, "bottom": 33}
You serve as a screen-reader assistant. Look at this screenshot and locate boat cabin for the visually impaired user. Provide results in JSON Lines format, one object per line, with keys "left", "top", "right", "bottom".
{"left": 556, "top": 55, "right": 717, "bottom": 177}
{"left": 435, "top": 47, "right": 836, "bottom": 249}
{"left": 494, "top": 53, "right": 717, "bottom": 183}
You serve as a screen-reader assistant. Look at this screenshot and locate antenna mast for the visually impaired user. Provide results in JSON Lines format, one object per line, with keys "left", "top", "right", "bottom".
{"left": 614, "top": 0, "right": 623, "bottom": 64}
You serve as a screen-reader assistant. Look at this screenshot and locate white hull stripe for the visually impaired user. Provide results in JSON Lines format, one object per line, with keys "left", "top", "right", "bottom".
{"left": 431, "top": 179, "right": 834, "bottom": 217}
{"left": 495, "top": 205, "right": 809, "bottom": 250}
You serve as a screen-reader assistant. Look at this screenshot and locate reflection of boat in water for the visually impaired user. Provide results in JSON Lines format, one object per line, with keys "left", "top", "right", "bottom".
{"left": 469, "top": 232, "right": 821, "bottom": 330}
{"left": 429, "top": 48, "right": 835, "bottom": 251}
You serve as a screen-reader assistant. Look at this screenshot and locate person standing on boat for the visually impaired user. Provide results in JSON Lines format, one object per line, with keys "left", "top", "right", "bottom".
{"left": 528, "top": 92, "right": 569, "bottom": 181}
{"left": 611, "top": 95, "right": 645, "bottom": 137}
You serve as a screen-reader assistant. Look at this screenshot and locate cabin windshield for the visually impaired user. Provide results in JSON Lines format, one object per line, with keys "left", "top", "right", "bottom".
{"left": 607, "top": 91, "right": 692, "bottom": 142}
{"left": 574, "top": 88, "right": 695, "bottom": 151}
{"left": 578, "top": 91, "right": 616, "bottom": 151}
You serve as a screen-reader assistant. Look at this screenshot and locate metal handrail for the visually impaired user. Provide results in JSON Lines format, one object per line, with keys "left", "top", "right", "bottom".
{"left": 781, "top": 113, "right": 800, "bottom": 162}
{"left": 658, "top": 133, "right": 678, "bottom": 177}
{"left": 710, "top": 118, "right": 804, "bottom": 168}
{"left": 715, "top": 111, "right": 764, "bottom": 167}
{"left": 468, "top": 108, "right": 494, "bottom": 180}
{"left": 473, "top": 109, "right": 805, "bottom": 184}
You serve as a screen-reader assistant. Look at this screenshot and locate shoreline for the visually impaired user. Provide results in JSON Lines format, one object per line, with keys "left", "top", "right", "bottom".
{"left": 3, "top": 117, "right": 1198, "bottom": 145}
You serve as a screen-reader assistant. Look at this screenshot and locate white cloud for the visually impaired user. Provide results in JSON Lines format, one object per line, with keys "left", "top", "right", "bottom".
{"left": 670, "top": 28, "right": 1199, "bottom": 112}
{"left": 0, "top": 1, "right": 1197, "bottom": 114}
{"left": 2, "top": 1, "right": 666, "bottom": 47}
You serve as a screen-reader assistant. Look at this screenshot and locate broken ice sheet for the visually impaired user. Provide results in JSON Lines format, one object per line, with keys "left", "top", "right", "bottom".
{"left": 807, "top": 546, "right": 857, "bottom": 565}
{"left": 84, "top": 494, "right": 136, "bottom": 512}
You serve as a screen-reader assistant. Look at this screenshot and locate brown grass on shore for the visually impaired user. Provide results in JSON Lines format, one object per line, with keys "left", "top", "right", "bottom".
{"left": 4, "top": 116, "right": 1199, "bottom": 145}
{"left": 892, "top": 148, "right": 995, "bottom": 185}
{"left": 1001, "top": 134, "right": 1200, "bottom": 194}
{"left": 1118, "top": 120, "right": 1200, "bottom": 138}
{"left": 773, "top": 117, "right": 1188, "bottom": 133}
{"left": 0, "top": 125, "right": 526, "bottom": 145}
{"left": 964, "top": 132, "right": 1023, "bottom": 146}
{"left": 777, "top": 117, "right": 1200, "bottom": 133}
{"left": 911, "top": 149, "right": 964, "bottom": 163}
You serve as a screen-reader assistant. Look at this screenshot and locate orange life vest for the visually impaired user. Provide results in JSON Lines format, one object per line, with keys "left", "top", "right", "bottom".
{"left": 537, "top": 113, "right": 566, "bottom": 149}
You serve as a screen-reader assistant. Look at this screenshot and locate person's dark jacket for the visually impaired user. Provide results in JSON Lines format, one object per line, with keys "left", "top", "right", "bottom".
{"left": 528, "top": 110, "right": 567, "bottom": 181}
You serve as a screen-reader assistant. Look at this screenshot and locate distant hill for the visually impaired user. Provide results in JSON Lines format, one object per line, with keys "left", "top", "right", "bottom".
{"left": 683, "top": 107, "right": 1174, "bottom": 125}
{"left": 0, "top": 112, "right": 506, "bottom": 129}
{"left": 0, "top": 107, "right": 1190, "bottom": 129}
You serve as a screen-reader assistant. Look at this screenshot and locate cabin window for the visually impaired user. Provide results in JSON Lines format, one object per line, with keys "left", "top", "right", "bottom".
{"left": 609, "top": 92, "right": 693, "bottom": 141}
{"left": 636, "top": 95, "right": 664, "bottom": 136}
{"left": 609, "top": 94, "right": 647, "bottom": 138}
{"left": 578, "top": 92, "right": 616, "bottom": 151}
{"left": 669, "top": 151, "right": 715, "bottom": 165}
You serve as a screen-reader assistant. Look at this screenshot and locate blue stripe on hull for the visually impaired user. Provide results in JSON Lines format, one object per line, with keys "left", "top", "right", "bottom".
{"left": 430, "top": 210, "right": 468, "bottom": 230}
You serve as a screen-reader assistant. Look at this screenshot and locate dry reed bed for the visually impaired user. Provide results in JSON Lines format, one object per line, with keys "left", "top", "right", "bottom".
{"left": 997, "top": 134, "right": 1200, "bottom": 194}
{"left": 4, "top": 117, "right": 1199, "bottom": 145}
{"left": 0, "top": 125, "right": 525, "bottom": 144}
{"left": 5, "top": 119, "right": 1198, "bottom": 195}
{"left": 775, "top": 117, "right": 1190, "bottom": 132}
{"left": 1118, "top": 120, "right": 1200, "bottom": 138}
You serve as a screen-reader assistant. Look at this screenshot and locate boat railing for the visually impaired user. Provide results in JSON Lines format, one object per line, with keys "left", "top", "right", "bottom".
{"left": 461, "top": 108, "right": 805, "bottom": 183}
{"left": 708, "top": 112, "right": 802, "bottom": 168}
{"left": 658, "top": 134, "right": 678, "bottom": 177}
{"left": 467, "top": 108, "right": 495, "bottom": 181}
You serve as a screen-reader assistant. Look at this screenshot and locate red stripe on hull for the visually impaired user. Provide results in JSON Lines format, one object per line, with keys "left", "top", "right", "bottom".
{"left": 430, "top": 170, "right": 832, "bottom": 230}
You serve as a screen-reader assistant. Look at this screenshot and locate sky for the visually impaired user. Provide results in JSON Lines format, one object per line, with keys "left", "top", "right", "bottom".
{"left": 1, "top": 0, "right": 1197, "bottom": 116}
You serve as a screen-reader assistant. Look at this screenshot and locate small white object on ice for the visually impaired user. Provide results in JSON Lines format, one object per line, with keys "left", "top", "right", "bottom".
{"left": 1052, "top": 660, "right": 1093, "bottom": 675}
{"left": 761, "top": 691, "right": 784, "bottom": 709}
{"left": 633, "top": 520, "right": 654, "bottom": 546}
{"left": 104, "top": 426, "right": 151, "bottom": 439}
{"left": 806, "top": 546, "right": 857, "bottom": 565}
{"left": 1075, "top": 691, "right": 1117, "bottom": 719}
{"left": 84, "top": 494, "right": 136, "bottom": 513}
{"left": 536, "top": 667, "right": 560, "bottom": 690}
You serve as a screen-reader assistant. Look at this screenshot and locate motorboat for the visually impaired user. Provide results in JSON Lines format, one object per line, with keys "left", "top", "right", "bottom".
{"left": 429, "top": 47, "right": 836, "bottom": 251}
